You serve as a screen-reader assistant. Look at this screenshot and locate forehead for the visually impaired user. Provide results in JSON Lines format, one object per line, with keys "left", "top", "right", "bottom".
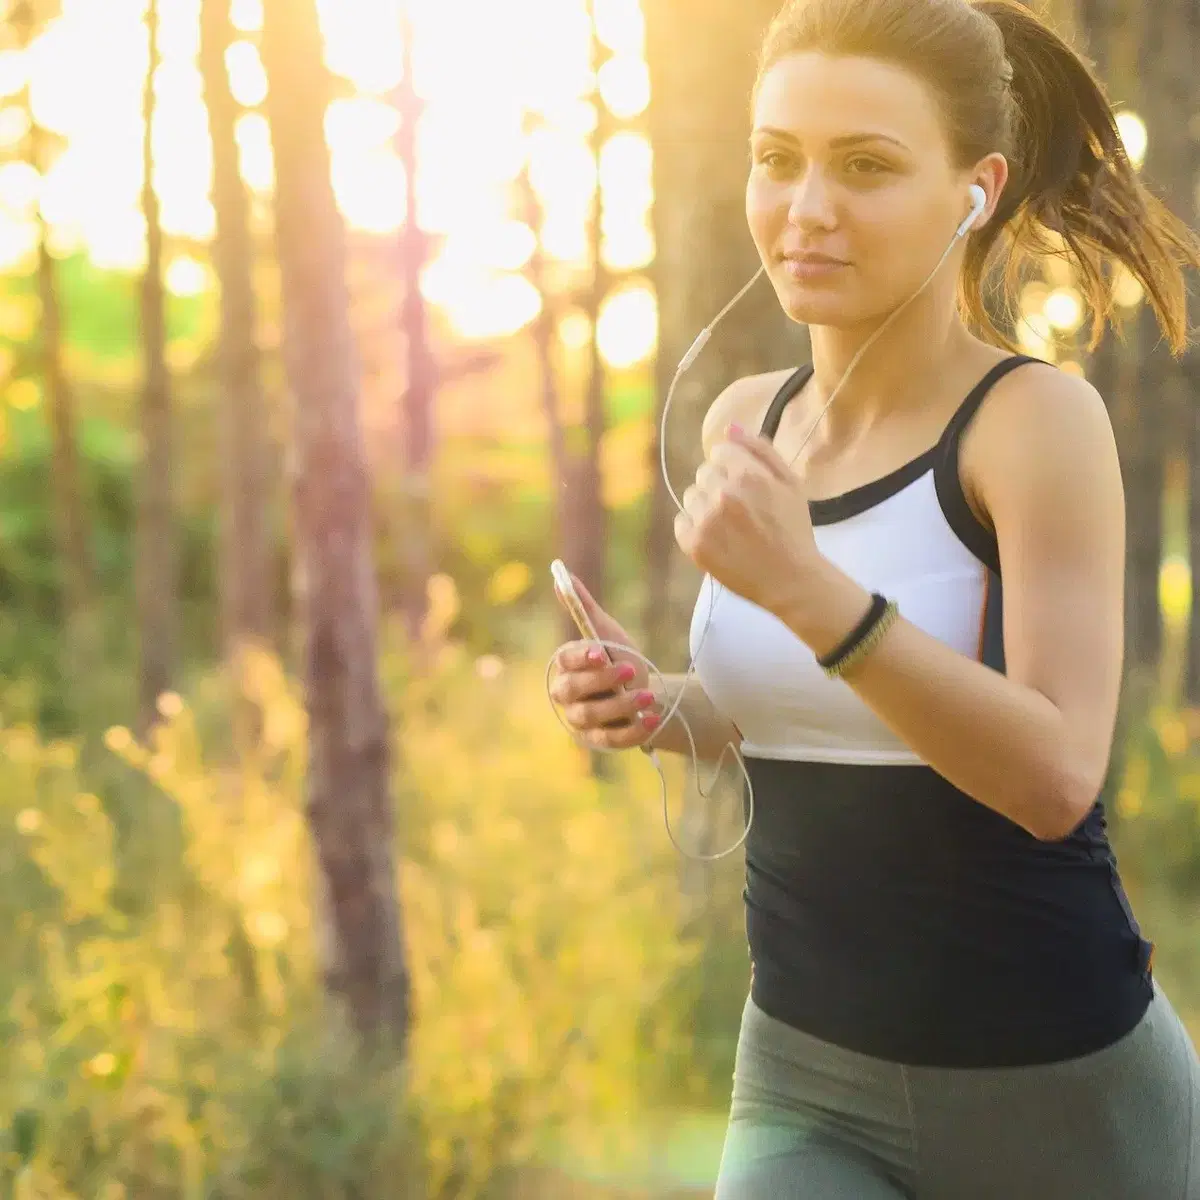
{"left": 752, "top": 51, "right": 948, "bottom": 152}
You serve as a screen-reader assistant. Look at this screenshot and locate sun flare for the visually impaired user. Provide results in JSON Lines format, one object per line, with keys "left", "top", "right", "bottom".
{"left": 0, "top": 0, "right": 657, "bottom": 367}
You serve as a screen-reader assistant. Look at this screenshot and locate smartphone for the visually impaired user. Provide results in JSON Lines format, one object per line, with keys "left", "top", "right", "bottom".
{"left": 550, "top": 559, "right": 629, "bottom": 728}
{"left": 550, "top": 559, "right": 608, "bottom": 656}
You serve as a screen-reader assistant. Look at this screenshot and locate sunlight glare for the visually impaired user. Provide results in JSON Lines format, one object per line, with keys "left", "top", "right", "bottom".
{"left": 597, "top": 57, "right": 650, "bottom": 118}
{"left": 0, "top": 162, "right": 41, "bottom": 217}
{"left": 235, "top": 112, "right": 274, "bottom": 192}
{"left": 1113, "top": 264, "right": 1145, "bottom": 308}
{"left": 0, "top": 0, "right": 659, "bottom": 349}
{"left": 326, "top": 97, "right": 401, "bottom": 154}
{"left": 165, "top": 254, "right": 210, "bottom": 296}
{"left": 331, "top": 150, "right": 406, "bottom": 234}
{"left": 429, "top": 268, "right": 543, "bottom": 340}
{"left": 1043, "top": 287, "right": 1083, "bottom": 333}
{"left": 230, "top": 0, "right": 262, "bottom": 33}
{"left": 317, "top": 0, "right": 404, "bottom": 94}
{"left": 226, "top": 41, "right": 268, "bottom": 108}
{"left": 0, "top": 219, "right": 37, "bottom": 271}
{"left": 0, "top": 108, "right": 31, "bottom": 151}
{"left": 1116, "top": 111, "right": 1147, "bottom": 169}
{"left": 596, "top": 283, "right": 656, "bottom": 368}
{"left": 0, "top": 51, "right": 27, "bottom": 100}
{"left": 594, "top": 0, "right": 645, "bottom": 56}
{"left": 86, "top": 207, "right": 147, "bottom": 272}
{"left": 599, "top": 132, "right": 652, "bottom": 207}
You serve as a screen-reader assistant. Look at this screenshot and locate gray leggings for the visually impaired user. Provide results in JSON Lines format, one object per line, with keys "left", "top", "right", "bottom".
{"left": 715, "top": 987, "right": 1200, "bottom": 1199}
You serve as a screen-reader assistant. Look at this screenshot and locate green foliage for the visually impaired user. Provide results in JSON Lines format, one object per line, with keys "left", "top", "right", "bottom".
{"left": 0, "top": 609, "right": 701, "bottom": 1197}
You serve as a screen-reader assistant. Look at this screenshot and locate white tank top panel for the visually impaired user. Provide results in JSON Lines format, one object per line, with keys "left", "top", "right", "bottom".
{"left": 688, "top": 357, "right": 1034, "bottom": 765}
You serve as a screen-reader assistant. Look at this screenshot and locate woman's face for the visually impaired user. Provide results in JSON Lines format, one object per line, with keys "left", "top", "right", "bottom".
{"left": 747, "top": 52, "right": 988, "bottom": 329}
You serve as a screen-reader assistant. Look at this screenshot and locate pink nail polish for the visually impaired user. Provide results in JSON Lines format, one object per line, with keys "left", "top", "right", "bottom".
{"left": 587, "top": 648, "right": 605, "bottom": 665}
{"left": 618, "top": 664, "right": 637, "bottom": 682}
{"left": 643, "top": 713, "right": 662, "bottom": 730}
{"left": 634, "top": 689, "right": 655, "bottom": 707}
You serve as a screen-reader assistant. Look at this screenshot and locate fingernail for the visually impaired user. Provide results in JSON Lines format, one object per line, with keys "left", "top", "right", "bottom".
{"left": 617, "top": 664, "right": 636, "bottom": 682}
{"left": 728, "top": 422, "right": 743, "bottom": 436}
{"left": 634, "top": 689, "right": 655, "bottom": 707}
{"left": 587, "top": 648, "right": 605, "bottom": 664}
{"left": 643, "top": 713, "right": 662, "bottom": 730}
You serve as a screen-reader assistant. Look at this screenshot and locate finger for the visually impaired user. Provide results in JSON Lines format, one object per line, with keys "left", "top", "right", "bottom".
{"left": 694, "top": 460, "right": 727, "bottom": 494}
{"left": 674, "top": 509, "right": 697, "bottom": 557}
{"left": 555, "top": 641, "right": 612, "bottom": 672}
{"left": 725, "top": 423, "right": 792, "bottom": 480}
{"left": 709, "top": 439, "right": 767, "bottom": 480}
{"left": 550, "top": 661, "right": 637, "bottom": 705}
{"left": 681, "top": 483, "right": 713, "bottom": 522}
{"left": 564, "top": 687, "right": 657, "bottom": 732}
{"left": 584, "top": 711, "right": 663, "bottom": 751}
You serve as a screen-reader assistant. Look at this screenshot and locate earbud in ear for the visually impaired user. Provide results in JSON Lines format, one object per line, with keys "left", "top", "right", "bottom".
{"left": 957, "top": 185, "right": 988, "bottom": 238}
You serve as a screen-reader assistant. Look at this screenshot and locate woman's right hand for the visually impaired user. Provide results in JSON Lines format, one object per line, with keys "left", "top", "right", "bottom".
{"left": 550, "top": 574, "right": 663, "bottom": 750}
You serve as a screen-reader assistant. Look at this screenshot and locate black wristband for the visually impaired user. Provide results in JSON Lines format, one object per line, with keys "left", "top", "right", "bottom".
{"left": 816, "top": 592, "right": 889, "bottom": 672}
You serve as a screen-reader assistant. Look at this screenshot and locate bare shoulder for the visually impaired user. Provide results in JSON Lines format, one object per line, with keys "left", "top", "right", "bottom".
{"left": 700, "top": 368, "right": 799, "bottom": 457}
{"left": 961, "top": 360, "right": 1121, "bottom": 530}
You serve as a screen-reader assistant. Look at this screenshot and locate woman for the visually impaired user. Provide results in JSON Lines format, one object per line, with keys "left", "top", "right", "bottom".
{"left": 550, "top": 0, "right": 1200, "bottom": 1195}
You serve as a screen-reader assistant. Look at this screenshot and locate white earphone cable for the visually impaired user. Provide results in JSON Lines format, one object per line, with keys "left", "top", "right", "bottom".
{"left": 547, "top": 187, "right": 986, "bottom": 861}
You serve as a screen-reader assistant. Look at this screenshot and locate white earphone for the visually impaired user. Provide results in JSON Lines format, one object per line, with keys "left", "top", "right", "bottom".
{"left": 547, "top": 182, "right": 991, "bottom": 862}
{"left": 958, "top": 183, "right": 988, "bottom": 238}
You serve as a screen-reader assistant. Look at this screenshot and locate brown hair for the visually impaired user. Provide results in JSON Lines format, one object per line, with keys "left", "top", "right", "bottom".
{"left": 756, "top": 0, "right": 1200, "bottom": 354}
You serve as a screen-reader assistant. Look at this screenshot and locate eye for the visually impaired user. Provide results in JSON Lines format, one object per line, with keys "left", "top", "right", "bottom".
{"left": 845, "top": 156, "right": 889, "bottom": 175}
{"left": 753, "top": 149, "right": 796, "bottom": 177}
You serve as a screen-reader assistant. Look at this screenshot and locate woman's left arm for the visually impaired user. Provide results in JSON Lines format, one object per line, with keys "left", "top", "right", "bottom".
{"left": 775, "top": 370, "right": 1125, "bottom": 841}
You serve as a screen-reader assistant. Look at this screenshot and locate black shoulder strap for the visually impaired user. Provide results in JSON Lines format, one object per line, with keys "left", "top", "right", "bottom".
{"left": 933, "top": 354, "right": 1043, "bottom": 576}
{"left": 758, "top": 365, "right": 815, "bottom": 440}
{"left": 937, "top": 354, "right": 1042, "bottom": 450}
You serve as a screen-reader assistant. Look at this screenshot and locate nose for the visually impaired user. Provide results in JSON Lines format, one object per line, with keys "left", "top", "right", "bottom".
{"left": 787, "top": 168, "right": 837, "bottom": 232}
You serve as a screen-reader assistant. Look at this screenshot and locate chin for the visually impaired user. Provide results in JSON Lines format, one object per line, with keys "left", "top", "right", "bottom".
{"left": 769, "top": 269, "right": 888, "bottom": 329}
{"left": 773, "top": 281, "right": 860, "bottom": 328}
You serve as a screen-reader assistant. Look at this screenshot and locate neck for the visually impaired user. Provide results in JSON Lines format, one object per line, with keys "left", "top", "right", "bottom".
{"left": 807, "top": 280, "right": 971, "bottom": 439}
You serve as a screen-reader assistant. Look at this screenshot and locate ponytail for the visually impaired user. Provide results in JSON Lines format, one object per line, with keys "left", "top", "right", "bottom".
{"left": 969, "top": 0, "right": 1200, "bottom": 353}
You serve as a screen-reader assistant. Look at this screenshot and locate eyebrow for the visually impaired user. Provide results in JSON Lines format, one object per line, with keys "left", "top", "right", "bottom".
{"left": 751, "top": 127, "right": 911, "bottom": 152}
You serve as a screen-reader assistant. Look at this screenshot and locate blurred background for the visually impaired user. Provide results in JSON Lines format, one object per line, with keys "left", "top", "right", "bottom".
{"left": 0, "top": 0, "right": 1195, "bottom": 1195}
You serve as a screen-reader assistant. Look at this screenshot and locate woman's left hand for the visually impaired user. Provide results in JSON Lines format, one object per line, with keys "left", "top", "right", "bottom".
{"left": 674, "top": 423, "right": 823, "bottom": 616}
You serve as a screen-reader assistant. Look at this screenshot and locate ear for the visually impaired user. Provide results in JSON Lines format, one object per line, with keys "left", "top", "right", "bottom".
{"left": 967, "top": 153, "right": 1010, "bottom": 229}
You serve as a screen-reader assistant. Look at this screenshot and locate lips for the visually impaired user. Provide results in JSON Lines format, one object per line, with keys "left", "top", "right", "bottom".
{"left": 781, "top": 251, "right": 848, "bottom": 266}
{"left": 779, "top": 251, "right": 849, "bottom": 281}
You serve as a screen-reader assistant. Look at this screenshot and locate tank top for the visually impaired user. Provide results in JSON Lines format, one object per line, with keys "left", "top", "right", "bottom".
{"left": 690, "top": 355, "right": 1152, "bottom": 1068}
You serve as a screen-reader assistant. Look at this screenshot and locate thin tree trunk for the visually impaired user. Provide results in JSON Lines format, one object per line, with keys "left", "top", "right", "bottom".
{"left": 568, "top": 2, "right": 612, "bottom": 616}
{"left": 641, "top": 0, "right": 800, "bottom": 663}
{"left": 394, "top": 10, "right": 437, "bottom": 643}
{"left": 12, "top": 1, "right": 96, "bottom": 695}
{"left": 200, "top": 0, "right": 272, "bottom": 666}
{"left": 517, "top": 150, "right": 571, "bottom": 572}
{"left": 136, "top": 0, "right": 175, "bottom": 732}
{"left": 261, "top": 0, "right": 410, "bottom": 1046}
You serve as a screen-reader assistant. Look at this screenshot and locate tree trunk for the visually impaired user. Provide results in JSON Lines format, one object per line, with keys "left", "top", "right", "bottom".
{"left": 641, "top": 0, "right": 801, "bottom": 663}
{"left": 517, "top": 148, "right": 571, "bottom": 572}
{"left": 13, "top": 1, "right": 96, "bottom": 696}
{"left": 136, "top": 0, "right": 175, "bottom": 732}
{"left": 567, "top": 2, "right": 613, "bottom": 617}
{"left": 261, "top": 0, "right": 410, "bottom": 1046}
{"left": 200, "top": 0, "right": 273, "bottom": 664}
{"left": 394, "top": 10, "right": 438, "bottom": 643}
